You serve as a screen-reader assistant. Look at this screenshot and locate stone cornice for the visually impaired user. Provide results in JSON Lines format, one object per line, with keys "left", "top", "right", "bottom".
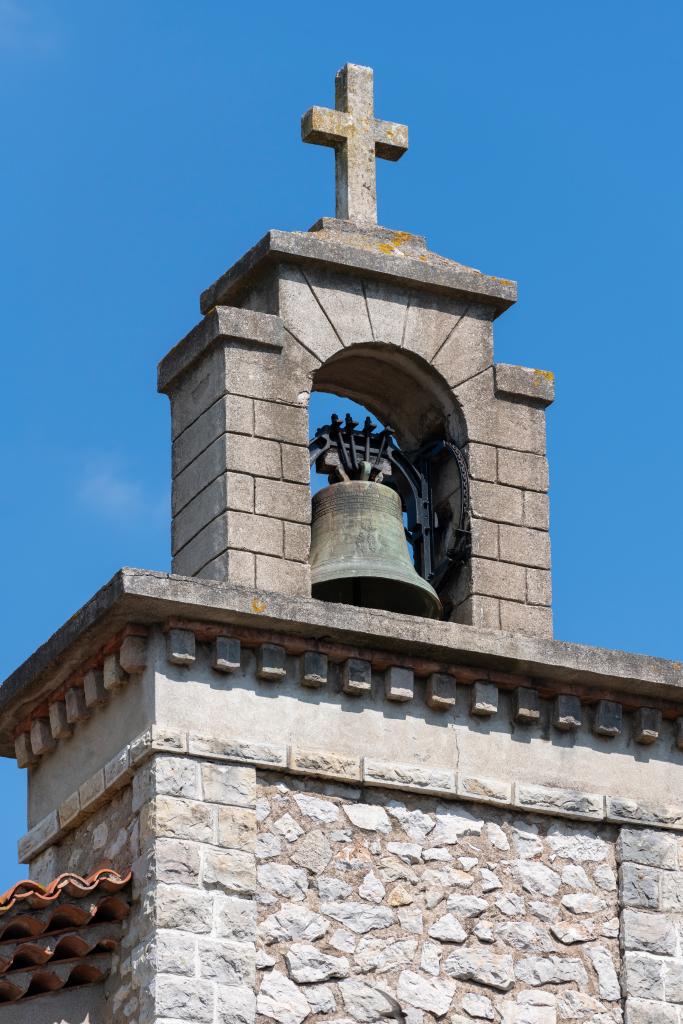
{"left": 198, "top": 228, "right": 517, "bottom": 316}
{"left": 0, "top": 568, "right": 680, "bottom": 759}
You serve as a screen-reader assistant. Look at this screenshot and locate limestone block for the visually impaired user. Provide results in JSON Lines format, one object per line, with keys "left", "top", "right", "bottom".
{"left": 172, "top": 474, "right": 254, "bottom": 554}
{"left": 143, "top": 795, "right": 214, "bottom": 844}
{"left": 83, "top": 668, "right": 107, "bottom": 708}
{"left": 470, "top": 557, "right": 526, "bottom": 601}
{"left": 302, "top": 651, "right": 327, "bottom": 688}
{"left": 214, "top": 895, "right": 257, "bottom": 942}
{"left": 524, "top": 491, "right": 550, "bottom": 530}
{"left": 278, "top": 262, "right": 344, "bottom": 361}
{"left": 202, "top": 764, "right": 256, "bottom": 808}
{"left": 213, "top": 635, "right": 241, "bottom": 673}
{"left": 202, "top": 848, "right": 256, "bottom": 896}
{"left": 457, "top": 775, "right": 511, "bottom": 806}
{"left": 304, "top": 266, "right": 374, "bottom": 348}
{"left": 173, "top": 433, "right": 281, "bottom": 516}
{"left": 290, "top": 747, "right": 360, "bottom": 782}
{"left": 17, "top": 810, "right": 59, "bottom": 863}
{"left": 254, "top": 400, "right": 308, "bottom": 445}
{"left": 607, "top": 797, "right": 683, "bottom": 830}
{"left": 171, "top": 393, "right": 254, "bottom": 476}
{"left": 467, "top": 442, "right": 497, "bottom": 483}
{"left": 622, "top": 909, "right": 677, "bottom": 955}
{"left": 552, "top": 694, "right": 582, "bottom": 731}
{"left": 494, "top": 363, "right": 555, "bottom": 405}
{"left": 14, "top": 731, "right": 38, "bottom": 768}
{"left": 471, "top": 681, "right": 498, "bottom": 716}
{"left": 201, "top": 547, "right": 252, "bottom": 585}
{"left": 363, "top": 759, "right": 455, "bottom": 796}
{"left": 593, "top": 700, "right": 623, "bottom": 737}
{"left": 103, "top": 651, "right": 127, "bottom": 691}
{"left": 430, "top": 305, "right": 494, "bottom": 389}
{"left": 470, "top": 480, "right": 524, "bottom": 525}
{"left": 499, "top": 600, "right": 553, "bottom": 638}
{"left": 255, "top": 554, "right": 310, "bottom": 596}
{"left": 618, "top": 828, "right": 679, "bottom": 870}
{"left": 453, "top": 595, "right": 501, "bottom": 630}
{"left": 619, "top": 862, "right": 661, "bottom": 909}
{"left": 257, "top": 970, "right": 311, "bottom": 1024}
{"left": 660, "top": 871, "right": 683, "bottom": 912}
{"left": 622, "top": 952, "right": 665, "bottom": 1001}
{"left": 256, "top": 643, "right": 287, "bottom": 681}
{"left": 471, "top": 518, "right": 499, "bottom": 559}
{"left": 189, "top": 735, "right": 287, "bottom": 769}
{"left": 57, "top": 790, "right": 81, "bottom": 829}
{"left": 499, "top": 524, "right": 551, "bottom": 569}
{"left": 284, "top": 521, "right": 310, "bottom": 562}
{"left": 425, "top": 672, "right": 456, "bottom": 710}
{"left": 153, "top": 974, "right": 214, "bottom": 1022}
{"left": 30, "top": 718, "right": 55, "bottom": 756}
{"left": 217, "top": 807, "right": 256, "bottom": 851}
{"left": 634, "top": 708, "right": 662, "bottom": 745}
{"left": 455, "top": 369, "right": 547, "bottom": 455}
{"left": 255, "top": 478, "right": 311, "bottom": 523}
{"left": 197, "top": 936, "right": 256, "bottom": 987}
{"left": 281, "top": 443, "right": 310, "bottom": 484}
{"left": 364, "top": 279, "right": 410, "bottom": 346}
{"left": 497, "top": 449, "right": 549, "bottom": 492}
{"left": 624, "top": 996, "right": 678, "bottom": 1023}
{"left": 166, "top": 628, "right": 196, "bottom": 666}
{"left": 514, "top": 783, "right": 602, "bottom": 820}
{"left": 527, "top": 568, "right": 552, "bottom": 606}
{"left": 342, "top": 658, "right": 372, "bottom": 695}
{"left": 402, "top": 291, "right": 468, "bottom": 363}
{"left": 385, "top": 666, "right": 414, "bottom": 702}
{"left": 119, "top": 634, "right": 148, "bottom": 674}
{"left": 48, "top": 700, "right": 72, "bottom": 740}
{"left": 78, "top": 768, "right": 105, "bottom": 814}
{"left": 513, "top": 687, "right": 541, "bottom": 723}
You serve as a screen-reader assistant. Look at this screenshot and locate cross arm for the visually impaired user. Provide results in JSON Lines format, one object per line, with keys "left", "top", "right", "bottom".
{"left": 374, "top": 119, "right": 409, "bottom": 161}
{"left": 301, "top": 106, "right": 353, "bottom": 147}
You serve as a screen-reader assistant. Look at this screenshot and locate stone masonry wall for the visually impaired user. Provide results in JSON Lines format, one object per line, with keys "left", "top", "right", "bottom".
{"left": 253, "top": 773, "right": 621, "bottom": 1024}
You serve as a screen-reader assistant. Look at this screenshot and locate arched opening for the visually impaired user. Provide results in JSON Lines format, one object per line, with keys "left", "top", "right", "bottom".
{"left": 307, "top": 344, "right": 470, "bottom": 619}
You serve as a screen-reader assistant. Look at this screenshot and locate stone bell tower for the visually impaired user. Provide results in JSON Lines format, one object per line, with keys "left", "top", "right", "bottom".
{"left": 0, "top": 63, "right": 681, "bottom": 1024}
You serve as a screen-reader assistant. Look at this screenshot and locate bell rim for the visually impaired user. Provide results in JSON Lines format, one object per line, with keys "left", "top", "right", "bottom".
{"left": 311, "top": 559, "right": 442, "bottom": 618}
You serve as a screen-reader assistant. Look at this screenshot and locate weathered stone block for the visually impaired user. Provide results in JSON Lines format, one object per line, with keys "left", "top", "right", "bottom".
{"left": 470, "top": 518, "right": 499, "bottom": 559}
{"left": 499, "top": 524, "right": 550, "bottom": 569}
{"left": 256, "top": 643, "right": 287, "bottom": 681}
{"left": 48, "top": 700, "right": 72, "bottom": 740}
{"left": 166, "top": 628, "right": 196, "bottom": 666}
{"left": 153, "top": 973, "right": 215, "bottom": 1022}
{"left": 618, "top": 828, "right": 678, "bottom": 870}
{"left": 197, "top": 937, "right": 256, "bottom": 987}
{"left": 593, "top": 700, "right": 623, "bottom": 737}
{"left": 119, "top": 634, "right": 148, "bottom": 674}
{"left": 172, "top": 394, "right": 254, "bottom": 476}
{"left": 202, "top": 764, "right": 256, "bottom": 808}
{"left": 523, "top": 490, "right": 550, "bottom": 530}
{"left": 14, "top": 731, "right": 38, "bottom": 768}
{"left": 103, "top": 651, "right": 127, "bottom": 691}
{"left": 290, "top": 747, "right": 361, "bottom": 782}
{"left": 214, "top": 895, "right": 257, "bottom": 942}
{"left": 470, "top": 557, "right": 526, "bottom": 601}
{"left": 254, "top": 399, "right": 307, "bottom": 444}
{"left": 173, "top": 433, "right": 281, "bottom": 515}
{"left": 202, "top": 848, "right": 256, "bottom": 896}
{"left": 363, "top": 758, "right": 455, "bottom": 795}
{"left": 281, "top": 443, "right": 310, "bottom": 484}
{"left": 458, "top": 775, "right": 511, "bottom": 805}
{"left": 172, "top": 473, "right": 255, "bottom": 553}
{"left": 494, "top": 363, "right": 554, "bottom": 405}
{"left": 455, "top": 368, "right": 547, "bottom": 455}
{"left": 470, "top": 480, "right": 524, "bottom": 525}
{"left": 624, "top": 997, "right": 678, "bottom": 1023}
{"left": 425, "top": 672, "right": 455, "bottom": 710}
{"left": 78, "top": 768, "right": 105, "bottom": 812}
{"left": 552, "top": 694, "right": 582, "bottom": 731}
{"left": 212, "top": 635, "right": 241, "bottom": 673}
{"left": 499, "top": 600, "right": 553, "bottom": 637}
{"left": 526, "top": 567, "right": 552, "bottom": 606}
{"left": 660, "top": 871, "right": 683, "bottom": 911}
{"left": 58, "top": 790, "right": 81, "bottom": 829}
{"left": 255, "top": 478, "right": 311, "bottom": 523}
{"left": 620, "top": 862, "right": 661, "bottom": 909}
{"left": 255, "top": 554, "right": 310, "bottom": 596}
{"left": 514, "top": 783, "right": 603, "bottom": 820}
{"left": 497, "top": 449, "right": 549, "bottom": 492}
{"left": 18, "top": 811, "right": 60, "bottom": 863}
{"left": 634, "top": 708, "right": 662, "bottom": 745}
{"left": 512, "top": 686, "right": 541, "bottom": 723}
{"left": 217, "top": 806, "right": 257, "bottom": 851}
{"left": 155, "top": 837, "right": 202, "bottom": 886}
{"left": 189, "top": 734, "right": 287, "bottom": 768}
{"left": 385, "top": 666, "right": 414, "bottom": 702}
{"left": 83, "top": 668, "right": 107, "bottom": 708}
{"left": 471, "top": 681, "right": 498, "bottom": 716}
{"left": 30, "top": 718, "right": 55, "bottom": 756}
{"left": 623, "top": 951, "right": 666, "bottom": 1001}
{"left": 302, "top": 651, "right": 327, "bottom": 688}
{"left": 431, "top": 306, "right": 494, "bottom": 388}
{"left": 283, "top": 521, "right": 310, "bottom": 562}
{"left": 342, "top": 658, "right": 372, "bottom": 695}
{"left": 144, "top": 795, "right": 214, "bottom": 843}
{"left": 622, "top": 909, "right": 677, "bottom": 955}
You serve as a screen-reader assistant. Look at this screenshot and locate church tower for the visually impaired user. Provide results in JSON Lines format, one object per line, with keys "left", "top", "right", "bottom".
{"left": 0, "top": 64, "right": 680, "bottom": 1024}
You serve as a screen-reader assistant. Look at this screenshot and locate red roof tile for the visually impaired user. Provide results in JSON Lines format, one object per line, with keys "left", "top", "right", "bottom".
{"left": 0, "top": 867, "right": 131, "bottom": 915}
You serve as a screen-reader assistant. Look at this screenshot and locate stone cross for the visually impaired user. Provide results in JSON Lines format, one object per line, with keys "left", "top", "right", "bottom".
{"left": 302, "top": 63, "right": 408, "bottom": 225}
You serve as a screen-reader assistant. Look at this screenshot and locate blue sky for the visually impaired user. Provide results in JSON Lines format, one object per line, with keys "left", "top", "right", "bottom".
{"left": 0, "top": 1, "right": 680, "bottom": 886}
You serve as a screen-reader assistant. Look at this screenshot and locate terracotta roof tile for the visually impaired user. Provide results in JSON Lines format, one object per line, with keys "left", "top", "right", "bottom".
{"left": 0, "top": 867, "right": 131, "bottom": 1004}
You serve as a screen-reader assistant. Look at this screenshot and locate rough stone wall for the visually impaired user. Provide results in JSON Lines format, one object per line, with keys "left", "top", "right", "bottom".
{"left": 254, "top": 773, "right": 621, "bottom": 1024}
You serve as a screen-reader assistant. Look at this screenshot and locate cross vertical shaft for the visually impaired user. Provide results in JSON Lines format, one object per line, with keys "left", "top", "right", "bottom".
{"left": 302, "top": 63, "right": 408, "bottom": 225}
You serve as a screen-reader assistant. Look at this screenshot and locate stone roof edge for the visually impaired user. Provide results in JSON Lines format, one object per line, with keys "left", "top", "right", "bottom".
{"left": 0, "top": 568, "right": 679, "bottom": 757}
{"left": 198, "top": 229, "right": 518, "bottom": 316}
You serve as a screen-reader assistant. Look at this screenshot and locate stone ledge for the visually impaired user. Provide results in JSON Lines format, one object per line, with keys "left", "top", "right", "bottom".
{"left": 20, "top": 727, "right": 683, "bottom": 864}
{"left": 198, "top": 229, "right": 517, "bottom": 317}
{"left": 1, "top": 569, "right": 680, "bottom": 763}
{"left": 157, "top": 306, "right": 285, "bottom": 395}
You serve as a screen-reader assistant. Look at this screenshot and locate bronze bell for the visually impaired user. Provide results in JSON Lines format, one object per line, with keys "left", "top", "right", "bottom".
{"left": 310, "top": 479, "right": 442, "bottom": 619}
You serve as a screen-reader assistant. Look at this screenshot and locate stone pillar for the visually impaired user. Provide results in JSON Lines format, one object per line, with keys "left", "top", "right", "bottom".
{"left": 158, "top": 307, "right": 311, "bottom": 597}
{"left": 618, "top": 825, "right": 683, "bottom": 1022}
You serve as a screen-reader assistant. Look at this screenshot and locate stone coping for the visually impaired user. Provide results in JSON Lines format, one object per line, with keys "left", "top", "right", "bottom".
{"left": 0, "top": 568, "right": 680, "bottom": 757}
{"left": 198, "top": 228, "right": 517, "bottom": 316}
{"left": 18, "top": 723, "right": 683, "bottom": 866}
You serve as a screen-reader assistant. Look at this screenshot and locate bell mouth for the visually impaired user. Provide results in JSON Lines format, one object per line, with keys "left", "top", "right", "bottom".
{"left": 312, "top": 575, "right": 442, "bottom": 619}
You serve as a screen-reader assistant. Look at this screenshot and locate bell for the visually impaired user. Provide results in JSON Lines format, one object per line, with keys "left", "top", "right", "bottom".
{"left": 310, "top": 480, "right": 442, "bottom": 619}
